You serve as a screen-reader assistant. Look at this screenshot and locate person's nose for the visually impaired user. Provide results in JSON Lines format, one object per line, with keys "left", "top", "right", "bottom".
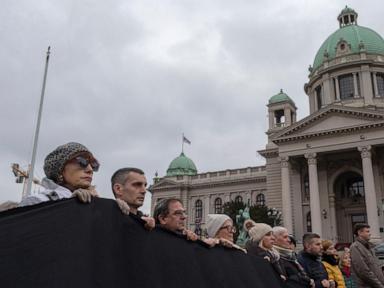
{"left": 85, "top": 164, "right": 93, "bottom": 173}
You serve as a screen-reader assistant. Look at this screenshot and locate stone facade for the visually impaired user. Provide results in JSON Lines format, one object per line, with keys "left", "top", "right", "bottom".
{"left": 150, "top": 7, "right": 384, "bottom": 243}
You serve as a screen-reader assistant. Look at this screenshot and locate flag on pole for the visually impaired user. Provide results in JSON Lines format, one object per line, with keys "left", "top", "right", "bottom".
{"left": 183, "top": 135, "right": 191, "bottom": 145}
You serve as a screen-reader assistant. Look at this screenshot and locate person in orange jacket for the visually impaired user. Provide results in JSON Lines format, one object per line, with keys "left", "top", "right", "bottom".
{"left": 322, "top": 240, "right": 345, "bottom": 288}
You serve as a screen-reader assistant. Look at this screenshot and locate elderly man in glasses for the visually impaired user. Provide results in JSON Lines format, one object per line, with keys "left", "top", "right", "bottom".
{"left": 19, "top": 142, "right": 99, "bottom": 207}
{"left": 153, "top": 198, "right": 198, "bottom": 241}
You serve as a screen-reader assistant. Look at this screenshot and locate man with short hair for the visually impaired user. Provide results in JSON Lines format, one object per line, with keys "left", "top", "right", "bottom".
{"left": 153, "top": 198, "right": 198, "bottom": 241}
{"left": 111, "top": 167, "right": 154, "bottom": 229}
{"left": 273, "top": 227, "right": 314, "bottom": 287}
{"left": 298, "top": 233, "right": 331, "bottom": 288}
{"left": 350, "top": 223, "right": 384, "bottom": 287}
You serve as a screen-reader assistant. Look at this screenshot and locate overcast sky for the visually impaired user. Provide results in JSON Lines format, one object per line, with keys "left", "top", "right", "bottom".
{"left": 1, "top": 0, "right": 383, "bottom": 213}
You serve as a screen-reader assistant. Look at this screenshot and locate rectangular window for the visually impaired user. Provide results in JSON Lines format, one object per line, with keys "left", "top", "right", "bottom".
{"left": 339, "top": 74, "right": 354, "bottom": 99}
{"left": 315, "top": 85, "right": 322, "bottom": 109}
{"left": 377, "top": 73, "right": 384, "bottom": 96}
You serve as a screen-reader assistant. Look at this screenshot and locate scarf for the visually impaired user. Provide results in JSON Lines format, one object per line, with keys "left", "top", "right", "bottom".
{"left": 322, "top": 253, "right": 339, "bottom": 266}
{"left": 342, "top": 266, "right": 351, "bottom": 278}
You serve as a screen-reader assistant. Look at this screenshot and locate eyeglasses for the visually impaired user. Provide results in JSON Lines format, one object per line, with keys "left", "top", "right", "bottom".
{"left": 69, "top": 156, "right": 100, "bottom": 172}
{"left": 220, "top": 225, "right": 236, "bottom": 233}
{"left": 172, "top": 210, "right": 187, "bottom": 217}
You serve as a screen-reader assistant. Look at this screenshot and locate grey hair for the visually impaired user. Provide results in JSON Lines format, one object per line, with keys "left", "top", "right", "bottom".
{"left": 153, "top": 198, "right": 182, "bottom": 224}
{"left": 272, "top": 226, "right": 288, "bottom": 237}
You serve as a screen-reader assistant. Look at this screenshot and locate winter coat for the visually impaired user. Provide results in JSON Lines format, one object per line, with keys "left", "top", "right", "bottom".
{"left": 18, "top": 177, "right": 72, "bottom": 207}
{"left": 341, "top": 266, "right": 357, "bottom": 288}
{"left": 322, "top": 254, "right": 346, "bottom": 288}
{"left": 350, "top": 238, "right": 384, "bottom": 288}
{"left": 298, "top": 250, "right": 328, "bottom": 288}
{"left": 246, "top": 242, "right": 285, "bottom": 279}
{"left": 274, "top": 245, "right": 313, "bottom": 288}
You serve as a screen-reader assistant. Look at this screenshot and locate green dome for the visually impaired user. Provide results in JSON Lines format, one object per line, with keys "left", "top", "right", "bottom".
{"left": 269, "top": 89, "right": 293, "bottom": 104}
{"left": 313, "top": 25, "right": 384, "bottom": 70}
{"left": 166, "top": 152, "right": 197, "bottom": 176}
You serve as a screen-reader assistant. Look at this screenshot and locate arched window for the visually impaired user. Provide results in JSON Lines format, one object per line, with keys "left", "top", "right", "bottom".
{"left": 235, "top": 195, "right": 243, "bottom": 203}
{"left": 347, "top": 177, "right": 364, "bottom": 199}
{"left": 256, "top": 193, "right": 265, "bottom": 206}
{"left": 195, "top": 199, "right": 203, "bottom": 220}
{"left": 306, "top": 212, "right": 312, "bottom": 232}
{"left": 214, "top": 198, "right": 222, "bottom": 213}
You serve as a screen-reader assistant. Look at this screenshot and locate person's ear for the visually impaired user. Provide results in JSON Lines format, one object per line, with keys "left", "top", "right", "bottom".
{"left": 158, "top": 214, "right": 167, "bottom": 225}
{"left": 113, "top": 183, "right": 123, "bottom": 198}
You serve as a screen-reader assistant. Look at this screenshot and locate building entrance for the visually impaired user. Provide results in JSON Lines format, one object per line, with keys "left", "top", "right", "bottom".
{"left": 334, "top": 171, "right": 367, "bottom": 243}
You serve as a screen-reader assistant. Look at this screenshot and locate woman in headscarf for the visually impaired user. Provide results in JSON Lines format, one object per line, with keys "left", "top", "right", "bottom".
{"left": 246, "top": 223, "right": 286, "bottom": 280}
{"left": 19, "top": 142, "right": 100, "bottom": 207}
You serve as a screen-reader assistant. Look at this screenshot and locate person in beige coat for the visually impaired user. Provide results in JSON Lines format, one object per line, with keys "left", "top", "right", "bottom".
{"left": 350, "top": 223, "right": 384, "bottom": 288}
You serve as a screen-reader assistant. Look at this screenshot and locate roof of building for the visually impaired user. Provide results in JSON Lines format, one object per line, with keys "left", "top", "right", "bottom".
{"left": 269, "top": 89, "right": 294, "bottom": 104}
{"left": 313, "top": 8, "right": 384, "bottom": 70}
{"left": 166, "top": 152, "right": 198, "bottom": 176}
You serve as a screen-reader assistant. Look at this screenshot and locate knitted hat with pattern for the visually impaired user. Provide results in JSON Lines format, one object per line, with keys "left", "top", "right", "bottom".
{"left": 43, "top": 142, "right": 91, "bottom": 183}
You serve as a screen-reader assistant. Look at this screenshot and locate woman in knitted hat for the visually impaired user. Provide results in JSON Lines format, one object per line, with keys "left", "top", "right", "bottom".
{"left": 321, "top": 240, "right": 346, "bottom": 288}
{"left": 205, "top": 214, "right": 245, "bottom": 252}
{"left": 206, "top": 214, "right": 236, "bottom": 242}
{"left": 246, "top": 223, "right": 286, "bottom": 280}
{"left": 19, "top": 142, "right": 100, "bottom": 207}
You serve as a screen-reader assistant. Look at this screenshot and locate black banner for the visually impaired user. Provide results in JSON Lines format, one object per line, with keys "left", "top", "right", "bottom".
{"left": 0, "top": 198, "right": 285, "bottom": 288}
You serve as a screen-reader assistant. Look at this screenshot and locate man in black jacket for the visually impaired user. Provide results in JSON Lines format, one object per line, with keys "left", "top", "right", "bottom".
{"left": 273, "top": 227, "right": 314, "bottom": 288}
{"left": 298, "top": 233, "right": 331, "bottom": 288}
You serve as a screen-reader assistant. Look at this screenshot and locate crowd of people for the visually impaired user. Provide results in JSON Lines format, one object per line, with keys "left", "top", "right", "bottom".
{"left": 2, "top": 142, "right": 384, "bottom": 288}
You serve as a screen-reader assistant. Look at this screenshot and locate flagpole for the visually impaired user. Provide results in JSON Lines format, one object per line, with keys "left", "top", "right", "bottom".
{"left": 25, "top": 46, "right": 51, "bottom": 197}
{"left": 182, "top": 133, "right": 184, "bottom": 153}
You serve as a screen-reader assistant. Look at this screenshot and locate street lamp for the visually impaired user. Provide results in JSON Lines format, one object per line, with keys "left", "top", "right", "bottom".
{"left": 267, "top": 207, "right": 282, "bottom": 226}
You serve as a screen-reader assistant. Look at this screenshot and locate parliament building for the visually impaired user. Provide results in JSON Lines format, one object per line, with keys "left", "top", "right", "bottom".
{"left": 150, "top": 7, "right": 384, "bottom": 243}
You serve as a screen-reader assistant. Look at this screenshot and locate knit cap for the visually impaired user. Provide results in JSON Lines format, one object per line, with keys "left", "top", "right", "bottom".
{"left": 248, "top": 223, "right": 273, "bottom": 242}
{"left": 206, "top": 214, "right": 232, "bottom": 238}
{"left": 43, "top": 142, "right": 92, "bottom": 183}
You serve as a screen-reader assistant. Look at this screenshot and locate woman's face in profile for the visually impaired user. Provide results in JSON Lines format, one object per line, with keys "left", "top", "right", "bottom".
{"left": 61, "top": 153, "right": 97, "bottom": 191}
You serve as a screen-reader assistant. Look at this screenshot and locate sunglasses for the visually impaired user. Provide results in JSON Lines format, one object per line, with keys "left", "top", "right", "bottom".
{"left": 70, "top": 156, "right": 100, "bottom": 172}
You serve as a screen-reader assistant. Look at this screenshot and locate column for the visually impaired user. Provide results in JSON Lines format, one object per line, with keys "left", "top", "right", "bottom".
{"left": 181, "top": 188, "right": 189, "bottom": 226}
{"left": 373, "top": 72, "right": 379, "bottom": 97}
{"left": 353, "top": 73, "right": 359, "bottom": 97}
{"left": 305, "top": 153, "right": 322, "bottom": 236}
{"left": 280, "top": 156, "right": 293, "bottom": 233}
{"left": 204, "top": 195, "right": 210, "bottom": 223}
{"left": 358, "top": 146, "right": 381, "bottom": 241}
{"left": 334, "top": 77, "right": 340, "bottom": 101}
{"left": 329, "top": 193, "right": 338, "bottom": 242}
{"left": 268, "top": 110, "right": 274, "bottom": 129}
{"left": 284, "top": 108, "right": 292, "bottom": 126}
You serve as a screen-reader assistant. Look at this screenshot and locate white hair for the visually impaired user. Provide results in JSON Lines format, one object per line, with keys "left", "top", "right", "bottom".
{"left": 272, "top": 226, "right": 288, "bottom": 237}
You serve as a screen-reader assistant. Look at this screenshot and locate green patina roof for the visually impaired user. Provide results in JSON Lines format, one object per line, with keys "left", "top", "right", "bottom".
{"left": 269, "top": 89, "right": 294, "bottom": 104}
{"left": 166, "top": 152, "right": 197, "bottom": 176}
{"left": 338, "top": 6, "right": 357, "bottom": 17}
{"left": 313, "top": 24, "right": 384, "bottom": 70}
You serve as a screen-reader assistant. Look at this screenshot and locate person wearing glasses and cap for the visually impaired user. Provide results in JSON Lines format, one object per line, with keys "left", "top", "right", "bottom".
{"left": 205, "top": 214, "right": 246, "bottom": 252}
{"left": 19, "top": 142, "right": 100, "bottom": 207}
